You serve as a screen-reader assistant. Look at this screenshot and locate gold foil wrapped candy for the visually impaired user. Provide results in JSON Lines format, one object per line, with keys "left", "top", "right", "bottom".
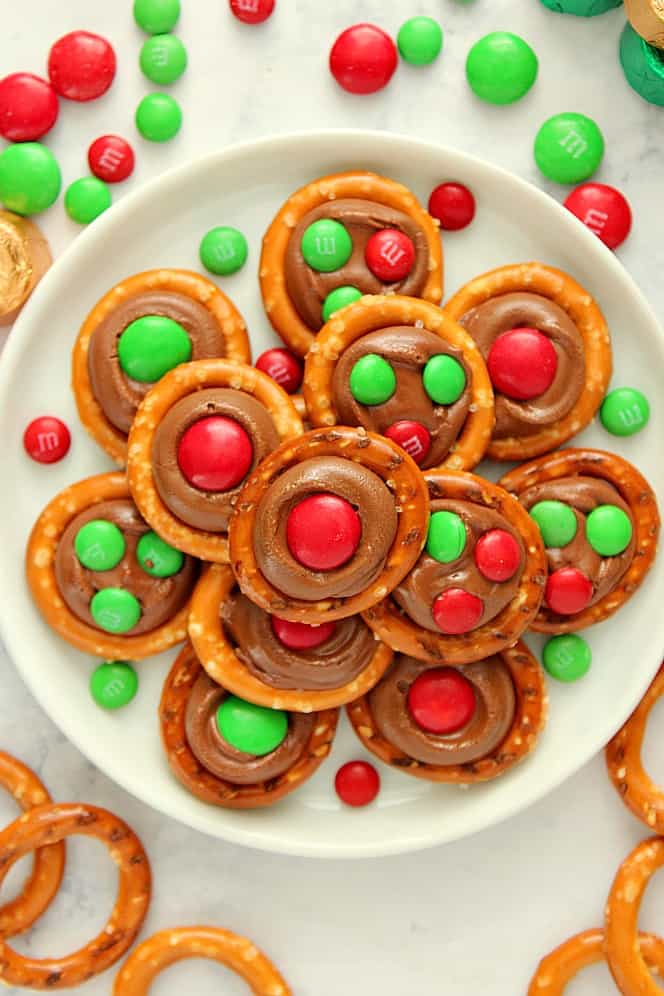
{"left": 0, "top": 210, "right": 52, "bottom": 326}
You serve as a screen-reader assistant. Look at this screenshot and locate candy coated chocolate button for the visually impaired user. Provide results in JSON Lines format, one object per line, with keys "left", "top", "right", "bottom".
{"left": 230, "top": 0, "right": 276, "bottom": 23}
{"left": 600, "top": 387, "right": 650, "bottom": 437}
{"left": 255, "top": 347, "right": 303, "bottom": 393}
{"left": 271, "top": 617, "right": 336, "bottom": 650}
{"left": 23, "top": 416, "right": 70, "bottom": 463}
{"left": 384, "top": 420, "right": 431, "bottom": 465}
{"left": 529, "top": 500, "right": 577, "bottom": 548}
{"left": 432, "top": 588, "right": 484, "bottom": 634}
{"left": 474, "top": 529, "right": 521, "bottom": 582}
{"left": 301, "top": 218, "right": 353, "bottom": 272}
{"left": 466, "top": 32, "right": 538, "bottom": 104}
{"left": 199, "top": 226, "right": 248, "bottom": 275}
{"left": 542, "top": 634, "right": 592, "bottom": 682}
{"left": 48, "top": 31, "right": 116, "bottom": 102}
{"left": 177, "top": 416, "right": 253, "bottom": 492}
{"left": 135, "top": 93, "right": 182, "bottom": 141}
{"left": 140, "top": 34, "right": 188, "bottom": 85}
{"left": 544, "top": 567, "right": 593, "bottom": 615}
{"left": 426, "top": 510, "right": 466, "bottom": 563}
{"left": 136, "top": 530, "right": 184, "bottom": 577}
{"left": 0, "top": 73, "right": 59, "bottom": 142}
{"left": 134, "top": 0, "right": 181, "bottom": 33}
{"left": 364, "top": 229, "right": 416, "bottom": 282}
{"left": 397, "top": 16, "right": 443, "bottom": 66}
{"left": 90, "top": 660, "right": 138, "bottom": 709}
{"left": 487, "top": 327, "right": 557, "bottom": 400}
{"left": 428, "top": 182, "right": 476, "bottom": 231}
{"left": 322, "top": 285, "right": 362, "bottom": 322}
{"left": 334, "top": 760, "right": 380, "bottom": 807}
{"left": 586, "top": 505, "right": 633, "bottom": 556}
{"left": 216, "top": 696, "right": 288, "bottom": 755}
{"left": 329, "top": 23, "right": 398, "bottom": 95}
{"left": 74, "top": 520, "right": 126, "bottom": 571}
{"left": 90, "top": 588, "right": 142, "bottom": 633}
{"left": 88, "top": 135, "right": 135, "bottom": 183}
{"left": 64, "top": 177, "right": 112, "bottom": 225}
{"left": 422, "top": 354, "right": 466, "bottom": 405}
{"left": 286, "top": 493, "right": 362, "bottom": 570}
{"left": 534, "top": 113, "right": 604, "bottom": 184}
{"left": 0, "top": 143, "right": 61, "bottom": 215}
{"left": 349, "top": 353, "right": 396, "bottom": 405}
{"left": 564, "top": 183, "right": 632, "bottom": 250}
{"left": 407, "top": 667, "right": 476, "bottom": 734}
{"left": 118, "top": 315, "right": 192, "bottom": 382}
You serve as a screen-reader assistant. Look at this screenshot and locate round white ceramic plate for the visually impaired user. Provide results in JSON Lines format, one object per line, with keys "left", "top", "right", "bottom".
{"left": 1, "top": 131, "right": 662, "bottom": 859}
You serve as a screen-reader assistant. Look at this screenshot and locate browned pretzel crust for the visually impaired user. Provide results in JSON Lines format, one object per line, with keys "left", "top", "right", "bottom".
{"left": 160, "top": 642, "right": 339, "bottom": 807}
{"left": 228, "top": 426, "right": 430, "bottom": 623}
{"left": 528, "top": 928, "right": 664, "bottom": 995}
{"left": 303, "top": 294, "right": 494, "bottom": 471}
{"left": 127, "top": 359, "right": 303, "bottom": 563}
{"left": 500, "top": 448, "right": 660, "bottom": 633}
{"left": 260, "top": 171, "right": 443, "bottom": 356}
{"left": 72, "top": 269, "right": 251, "bottom": 465}
{"left": 0, "top": 752, "right": 65, "bottom": 939}
{"left": 0, "top": 803, "right": 151, "bottom": 990}
{"left": 362, "top": 469, "right": 546, "bottom": 664}
{"left": 113, "top": 926, "right": 291, "bottom": 995}
{"left": 347, "top": 641, "right": 546, "bottom": 783}
{"left": 443, "top": 262, "right": 612, "bottom": 461}
{"left": 26, "top": 472, "right": 191, "bottom": 659}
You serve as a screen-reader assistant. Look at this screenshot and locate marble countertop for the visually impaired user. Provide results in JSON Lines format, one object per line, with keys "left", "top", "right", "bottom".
{"left": 2, "top": 1, "right": 664, "bottom": 993}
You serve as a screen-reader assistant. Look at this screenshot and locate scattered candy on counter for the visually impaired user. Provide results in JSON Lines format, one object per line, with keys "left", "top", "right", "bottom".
{"left": 329, "top": 23, "right": 398, "bottom": 94}
{"left": 539, "top": 0, "right": 622, "bottom": 14}
{"left": 134, "top": 0, "right": 181, "bottom": 34}
{"left": 0, "top": 72, "right": 59, "bottom": 142}
{"left": 90, "top": 660, "right": 139, "bottom": 709}
{"left": 23, "top": 416, "right": 71, "bottom": 463}
{"left": 139, "top": 33, "right": 188, "bottom": 85}
{"left": 397, "top": 16, "right": 444, "bottom": 66}
{"left": 135, "top": 92, "right": 182, "bottom": 141}
{"left": 428, "top": 181, "right": 476, "bottom": 231}
{"left": 48, "top": 30, "right": 117, "bottom": 102}
{"left": 335, "top": 760, "right": 381, "bottom": 807}
{"left": 199, "top": 225, "right": 248, "bottom": 275}
{"left": 0, "top": 210, "right": 52, "bottom": 325}
{"left": 88, "top": 135, "right": 136, "bottom": 183}
{"left": 620, "top": 21, "right": 664, "bottom": 106}
{"left": 600, "top": 386, "right": 650, "bottom": 436}
{"left": 564, "top": 182, "right": 632, "bottom": 248}
{"left": 65, "top": 176, "right": 112, "bottom": 225}
{"left": 0, "top": 142, "right": 61, "bottom": 215}
{"left": 466, "top": 31, "right": 538, "bottom": 104}
{"left": 542, "top": 633, "right": 592, "bottom": 682}
{"left": 534, "top": 112, "right": 605, "bottom": 183}
{"left": 230, "top": 0, "right": 276, "bottom": 24}
{"left": 255, "top": 347, "right": 304, "bottom": 393}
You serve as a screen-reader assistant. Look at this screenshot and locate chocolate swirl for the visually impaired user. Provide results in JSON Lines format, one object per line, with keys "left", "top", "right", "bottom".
{"left": 518, "top": 476, "right": 635, "bottom": 607}
{"left": 369, "top": 655, "right": 516, "bottom": 765}
{"left": 393, "top": 498, "right": 525, "bottom": 633}
{"left": 221, "top": 589, "right": 376, "bottom": 690}
{"left": 152, "top": 388, "right": 281, "bottom": 533}
{"left": 285, "top": 199, "right": 430, "bottom": 330}
{"left": 184, "top": 671, "right": 314, "bottom": 784}
{"left": 54, "top": 499, "right": 197, "bottom": 635}
{"left": 254, "top": 456, "right": 398, "bottom": 601}
{"left": 331, "top": 327, "right": 471, "bottom": 469}
{"left": 459, "top": 292, "right": 585, "bottom": 439}
{"left": 88, "top": 291, "right": 229, "bottom": 434}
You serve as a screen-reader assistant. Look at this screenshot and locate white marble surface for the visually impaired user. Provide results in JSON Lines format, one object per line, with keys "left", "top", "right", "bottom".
{"left": 2, "top": 1, "right": 664, "bottom": 993}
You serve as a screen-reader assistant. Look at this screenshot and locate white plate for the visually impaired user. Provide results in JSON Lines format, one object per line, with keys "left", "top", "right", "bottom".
{"left": 1, "top": 130, "right": 662, "bottom": 859}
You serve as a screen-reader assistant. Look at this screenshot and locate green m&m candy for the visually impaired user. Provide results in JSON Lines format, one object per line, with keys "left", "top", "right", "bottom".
{"left": 75, "top": 520, "right": 126, "bottom": 571}
{"left": 349, "top": 354, "right": 396, "bottom": 405}
{"left": 134, "top": 0, "right": 181, "bottom": 33}
{"left": 534, "top": 112, "right": 605, "bottom": 184}
{"left": 135, "top": 93, "right": 182, "bottom": 142}
{"left": 136, "top": 530, "right": 184, "bottom": 577}
{"left": 322, "top": 285, "right": 362, "bottom": 323}
{"left": 600, "top": 387, "right": 650, "bottom": 437}
{"left": 65, "top": 177, "right": 112, "bottom": 225}
{"left": 139, "top": 34, "right": 188, "bottom": 85}
{"left": 586, "top": 505, "right": 633, "bottom": 556}
{"left": 529, "top": 500, "right": 577, "bottom": 548}
{"left": 539, "top": 0, "right": 621, "bottom": 14}
{"left": 199, "top": 226, "right": 248, "bottom": 276}
{"left": 118, "top": 315, "right": 191, "bottom": 382}
{"left": 422, "top": 355, "right": 466, "bottom": 405}
{"left": 301, "top": 219, "right": 353, "bottom": 272}
{"left": 542, "top": 634, "right": 592, "bottom": 682}
{"left": 90, "top": 660, "right": 138, "bottom": 710}
{"left": 0, "top": 143, "right": 62, "bottom": 215}
{"left": 217, "top": 696, "right": 288, "bottom": 756}
{"left": 466, "top": 32, "right": 538, "bottom": 105}
{"left": 426, "top": 510, "right": 467, "bottom": 563}
{"left": 397, "top": 17, "right": 444, "bottom": 66}
{"left": 90, "top": 588, "right": 142, "bottom": 633}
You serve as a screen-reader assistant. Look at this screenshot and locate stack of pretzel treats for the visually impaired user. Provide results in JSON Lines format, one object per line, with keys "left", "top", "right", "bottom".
{"left": 26, "top": 170, "right": 660, "bottom": 809}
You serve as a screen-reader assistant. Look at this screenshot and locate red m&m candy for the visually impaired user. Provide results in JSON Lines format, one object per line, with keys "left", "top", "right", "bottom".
{"left": 365, "top": 229, "right": 415, "bottom": 282}
{"left": 230, "top": 0, "right": 275, "bottom": 23}
{"left": 474, "top": 529, "right": 521, "bottom": 582}
{"left": 384, "top": 420, "right": 431, "bottom": 465}
{"left": 432, "top": 588, "right": 483, "bottom": 635}
{"left": 48, "top": 31, "right": 116, "bottom": 102}
{"left": 330, "top": 24, "right": 398, "bottom": 95}
{"left": 564, "top": 183, "right": 632, "bottom": 251}
{"left": 335, "top": 760, "right": 380, "bottom": 807}
{"left": 545, "top": 567, "right": 593, "bottom": 615}
{"left": 0, "top": 73, "right": 59, "bottom": 142}
{"left": 23, "top": 416, "right": 71, "bottom": 464}
{"left": 487, "top": 328, "right": 558, "bottom": 401}
{"left": 88, "top": 135, "right": 135, "bottom": 183}
{"left": 407, "top": 667, "right": 476, "bottom": 734}
{"left": 271, "top": 617, "right": 336, "bottom": 650}
{"left": 255, "top": 348, "right": 303, "bottom": 394}
{"left": 428, "top": 182, "right": 476, "bottom": 231}
{"left": 286, "top": 493, "right": 361, "bottom": 571}
{"left": 177, "top": 416, "right": 253, "bottom": 491}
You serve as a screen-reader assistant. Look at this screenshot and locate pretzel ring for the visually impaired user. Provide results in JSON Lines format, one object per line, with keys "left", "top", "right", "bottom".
{"left": 160, "top": 641, "right": 339, "bottom": 806}
{"left": 127, "top": 359, "right": 303, "bottom": 563}
{"left": 500, "top": 448, "right": 660, "bottom": 633}
{"left": 114, "top": 926, "right": 291, "bottom": 995}
{"left": 0, "top": 752, "right": 65, "bottom": 939}
{"left": 362, "top": 469, "right": 546, "bottom": 664}
{"left": 72, "top": 269, "right": 251, "bottom": 465}
{"left": 228, "top": 425, "right": 430, "bottom": 623}
{"left": 303, "top": 294, "right": 494, "bottom": 471}
{"left": 347, "top": 641, "right": 546, "bottom": 782}
{"left": 605, "top": 836, "right": 664, "bottom": 995}
{"left": 260, "top": 171, "right": 443, "bottom": 357}
{"left": 26, "top": 471, "right": 193, "bottom": 659}
{"left": 0, "top": 802, "right": 151, "bottom": 989}
{"left": 443, "top": 263, "right": 612, "bottom": 461}
{"left": 189, "top": 564, "right": 393, "bottom": 711}
{"left": 528, "top": 928, "right": 664, "bottom": 995}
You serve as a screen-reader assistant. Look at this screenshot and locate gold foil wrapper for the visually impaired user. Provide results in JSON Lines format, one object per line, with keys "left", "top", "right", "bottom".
{"left": 625, "top": 0, "right": 664, "bottom": 49}
{"left": 0, "top": 210, "right": 52, "bottom": 326}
